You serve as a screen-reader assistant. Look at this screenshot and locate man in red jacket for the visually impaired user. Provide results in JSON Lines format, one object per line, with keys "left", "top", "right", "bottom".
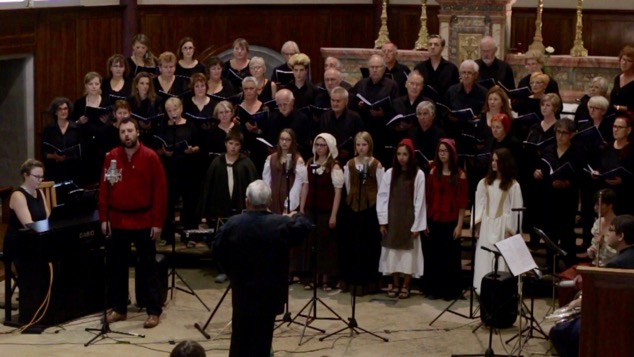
{"left": 98, "top": 117, "right": 167, "bottom": 329}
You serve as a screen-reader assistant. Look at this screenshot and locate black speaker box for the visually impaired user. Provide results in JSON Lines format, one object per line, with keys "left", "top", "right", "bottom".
{"left": 479, "top": 271, "right": 518, "bottom": 328}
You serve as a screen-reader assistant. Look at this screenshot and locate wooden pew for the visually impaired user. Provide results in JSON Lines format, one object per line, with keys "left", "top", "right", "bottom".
{"left": 577, "top": 266, "right": 634, "bottom": 357}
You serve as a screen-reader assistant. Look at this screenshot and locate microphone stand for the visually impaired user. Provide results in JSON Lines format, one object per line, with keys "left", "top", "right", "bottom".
{"left": 274, "top": 154, "right": 310, "bottom": 331}
{"left": 165, "top": 117, "right": 209, "bottom": 311}
{"left": 85, "top": 164, "right": 144, "bottom": 346}
{"left": 320, "top": 158, "right": 388, "bottom": 342}
{"left": 290, "top": 163, "right": 345, "bottom": 345}
{"left": 453, "top": 247, "right": 512, "bottom": 357}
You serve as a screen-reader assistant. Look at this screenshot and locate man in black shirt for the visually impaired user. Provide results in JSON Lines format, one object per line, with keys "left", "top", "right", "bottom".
{"left": 213, "top": 180, "right": 313, "bottom": 357}
{"left": 350, "top": 54, "right": 399, "bottom": 163}
{"left": 263, "top": 89, "right": 312, "bottom": 159}
{"left": 414, "top": 35, "right": 459, "bottom": 104}
{"left": 444, "top": 60, "right": 487, "bottom": 142}
{"left": 383, "top": 42, "right": 411, "bottom": 96}
{"left": 475, "top": 36, "right": 516, "bottom": 90}
{"left": 319, "top": 86, "right": 365, "bottom": 162}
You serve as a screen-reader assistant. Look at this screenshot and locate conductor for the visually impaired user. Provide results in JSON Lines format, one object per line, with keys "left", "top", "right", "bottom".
{"left": 213, "top": 180, "right": 313, "bottom": 357}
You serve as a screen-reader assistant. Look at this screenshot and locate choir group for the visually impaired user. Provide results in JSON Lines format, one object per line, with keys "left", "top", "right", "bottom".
{"left": 40, "top": 32, "right": 634, "bottom": 298}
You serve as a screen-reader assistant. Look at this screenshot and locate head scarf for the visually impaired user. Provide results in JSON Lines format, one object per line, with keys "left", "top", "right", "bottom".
{"left": 393, "top": 138, "right": 415, "bottom": 168}
{"left": 312, "top": 133, "right": 338, "bottom": 160}
{"left": 438, "top": 138, "right": 458, "bottom": 163}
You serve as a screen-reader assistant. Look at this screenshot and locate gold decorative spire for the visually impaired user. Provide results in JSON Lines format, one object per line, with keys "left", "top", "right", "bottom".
{"left": 414, "top": 0, "right": 429, "bottom": 50}
{"left": 570, "top": 0, "right": 588, "bottom": 57}
{"left": 528, "top": 0, "right": 545, "bottom": 53}
{"left": 374, "top": 0, "right": 391, "bottom": 49}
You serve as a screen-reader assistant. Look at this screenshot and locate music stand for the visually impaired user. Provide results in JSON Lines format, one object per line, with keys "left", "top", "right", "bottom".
{"left": 533, "top": 227, "right": 568, "bottom": 312}
{"left": 194, "top": 217, "right": 231, "bottom": 339}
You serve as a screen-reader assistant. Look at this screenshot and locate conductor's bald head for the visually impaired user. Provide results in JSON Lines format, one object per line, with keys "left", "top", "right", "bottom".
{"left": 245, "top": 180, "right": 272, "bottom": 211}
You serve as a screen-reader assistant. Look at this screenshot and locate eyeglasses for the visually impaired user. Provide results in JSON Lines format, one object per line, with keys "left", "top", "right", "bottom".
{"left": 30, "top": 174, "right": 45, "bottom": 180}
{"left": 279, "top": 137, "right": 292, "bottom": 142}
{"left": 314, "top": 143, "right": 327, "bottom": 148}
{"left": 614, "top": 125, "right": 629, "bottom": 129}
{"left": 438, "top": 149, "right": 449, "bottom": 154}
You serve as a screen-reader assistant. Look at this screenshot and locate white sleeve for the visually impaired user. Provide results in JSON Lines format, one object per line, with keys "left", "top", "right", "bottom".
{"left": 506, "top": 180, "right": 524, "bottom": 234}
{"left": 375, "top": 166, "right": 385, "bottom": 187}
{"left": 343, "top": 162, "right": 351, "bottom": 193}
{"left": 331, "top": 166, "right": 344, "bottom": 189}
{"left": 376, "top": 169, "right": 392, "bottom": 225}
{"left": 290, "top": 161, "right": 307, "bottom": 211}
{"left": 262, "top": 156, "right": 272, "bottom": 187}
{"left": 411, "top": 169, "right": 427, "bottom": 232}
{"left": 472, "top": 179, "right": 486, "bottom": 228}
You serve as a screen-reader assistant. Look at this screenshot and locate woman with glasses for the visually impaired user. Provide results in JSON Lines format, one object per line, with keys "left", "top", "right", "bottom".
{"left": 590, "top": 114, "right": 634, "bottom": 215}
{"left": 534, "top": 119, "right": 585, "bottom": 268}
{"left": 5, "top": 159, "right": 50, "bottom": 264}
{"left": 610, "top": 46, "right": 634, "bottom": 113}
{"left": 300, "top": 133, "right": 344, "bottom": 291}
{"left": 262, "top": 129, "right": 307, "bottom": 214}
{"left": 271, "top": 41, "right": 300, "bottom": 86}
{"left": 424, "top": 139, "right": 467, "bottom": 300}
{"left": 574, "top": 76, "right": 609, "bottom": 126}
{"left": 249, "top": 56, "right": 277, "bottom": 104}
{"left": 175, "top": 37, "right": 206, "bottom": 80}
{"left": 41, "top": 97, "right": 83, "bottom": 184}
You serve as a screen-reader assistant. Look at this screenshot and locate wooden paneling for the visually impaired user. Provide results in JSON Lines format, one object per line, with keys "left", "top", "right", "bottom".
{"left": 387, "top": 5, "right": 440, "bottom": 51}
{"left": 0, "top": 10, "right": 36, "bottom": 56}
{"left": 137, "top": 5, "right": 376, "bottom": 81}
{"left": 510, "top": 8, "right": 634, "bottom": 56}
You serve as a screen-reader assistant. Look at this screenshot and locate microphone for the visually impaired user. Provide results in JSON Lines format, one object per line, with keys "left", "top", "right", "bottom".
{"left": 104, "top": 159, "right": 122, "bottom": 185}
{"left": 285, "top": 153, "right": 292, "bottom": 175}
{"left": 362, "top": 157, "right": 369, "bottom": 182}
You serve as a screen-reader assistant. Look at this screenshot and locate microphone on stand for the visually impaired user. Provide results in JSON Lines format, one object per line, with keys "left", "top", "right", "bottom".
{"left": 104, "top": 159, "right": 122, "bottom": 186}
{"left": 361, "top": 157, "right": 369, "bottom": 183}
{"left": 285, "top": 153, "right": 293, "bottom": 175}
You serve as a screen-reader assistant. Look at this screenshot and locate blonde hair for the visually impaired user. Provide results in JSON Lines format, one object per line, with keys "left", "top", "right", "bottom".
{"left": 158, "top": 52, "right": 177, "bottom": 66}
{"left": 83, "top": 72, "right": 102, "bottom": 95}
{"left": 289, "top": 53, "right": 310, "bottom": 68}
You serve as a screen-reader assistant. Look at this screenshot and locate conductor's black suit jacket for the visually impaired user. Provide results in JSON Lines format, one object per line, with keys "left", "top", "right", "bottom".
{"left": 213, "top": 211, "right": 313, "bottom": 316}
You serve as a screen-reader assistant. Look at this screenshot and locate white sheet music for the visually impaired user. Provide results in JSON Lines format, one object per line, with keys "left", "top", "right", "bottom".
{"left": 495, "top": 234, "right": 538, "bottom": 277}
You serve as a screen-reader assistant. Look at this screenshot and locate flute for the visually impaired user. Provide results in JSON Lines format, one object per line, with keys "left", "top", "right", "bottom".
{"left": 594, "top": 190, "right": 603, "bottom": 267}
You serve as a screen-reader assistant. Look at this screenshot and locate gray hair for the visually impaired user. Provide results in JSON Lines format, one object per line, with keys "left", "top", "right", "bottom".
{"left": 460, "top": 60, "right": 479, "bottom": 73}
{"left": 590, "top": 76, "right": 609, "bottom": 97}
{"left": 324, "top": 56, "right": 343, "bottom": 70}
{"left": 246, "top": 180, "right": 272, "bottom": 209}
{"left": 330, "top": 86, "right": 349, "bottom": 99}
{"left": 249, "top": 56, "right": 266, "bottom": 71}
{"left": 275, "top": 88, "right": 294, "bottom": 101}
{"left": 588, "top": 95, "right": 609, "bottom": 111}
{"left": 281, "top": 41, "right": 300, "bottom": 54}
{"left": 416, "top": 100, "right": 436, "bottom": 117}
{"left": 242, "top": 76, "right": 259, "bottom": 89}
{"left": 368, "top": 54, "right": 386, "bottom": 67}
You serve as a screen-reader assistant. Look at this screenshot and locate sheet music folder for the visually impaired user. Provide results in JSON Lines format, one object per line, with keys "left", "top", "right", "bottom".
{"left": 494, "top": 234, "right": 538, "bottom": 277}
